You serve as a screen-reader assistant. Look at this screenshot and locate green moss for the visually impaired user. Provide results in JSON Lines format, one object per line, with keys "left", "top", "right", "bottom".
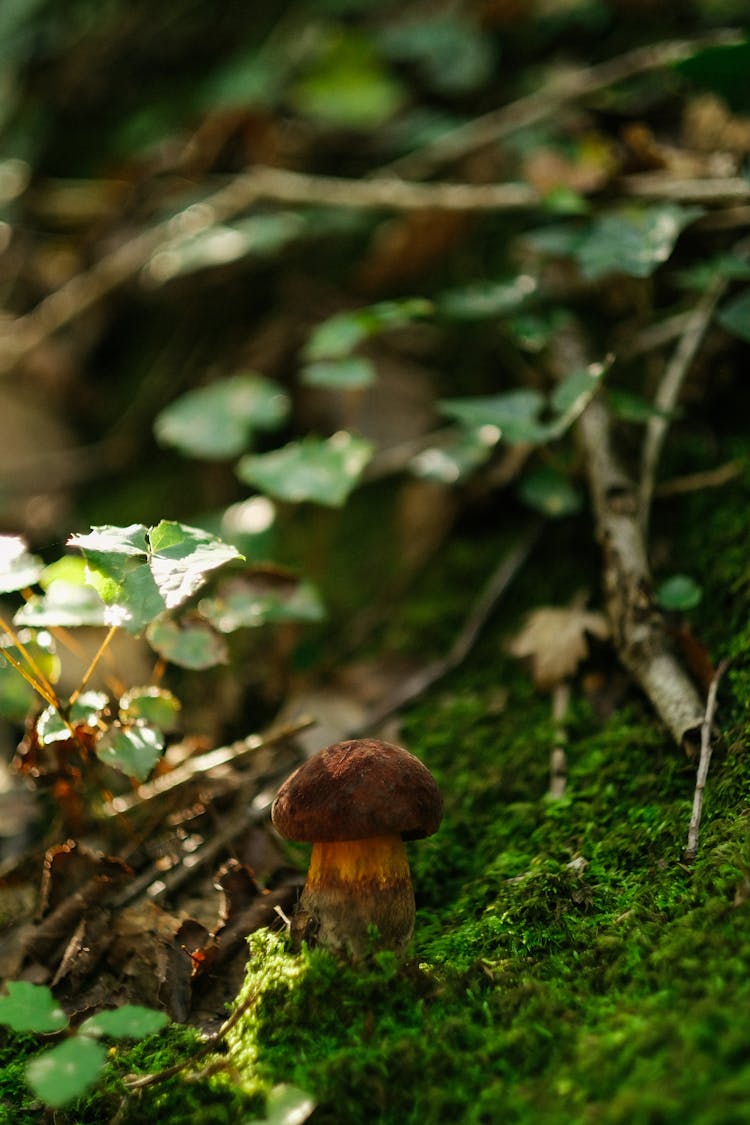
{"left": 225, "top": 459, "right": 750, "bottom": 1123}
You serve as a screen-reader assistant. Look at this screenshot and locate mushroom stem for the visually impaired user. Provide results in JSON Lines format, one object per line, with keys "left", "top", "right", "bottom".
{"left": 291, "top": 835, "right": 416, "bottom": 958}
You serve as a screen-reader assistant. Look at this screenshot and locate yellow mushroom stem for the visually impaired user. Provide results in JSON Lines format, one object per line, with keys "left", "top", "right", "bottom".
{"left": 291, "top": 834, "right": 416, "bottom": 958}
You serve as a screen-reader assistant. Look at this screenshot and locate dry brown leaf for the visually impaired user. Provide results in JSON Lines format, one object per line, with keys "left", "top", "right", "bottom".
{"left": 508, "top": 603, "right": 610, "bottom": 691}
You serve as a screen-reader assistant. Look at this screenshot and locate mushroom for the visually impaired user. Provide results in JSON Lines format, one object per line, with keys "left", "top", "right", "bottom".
{"left": 271, "top": 738, "right": 442, "bottom": 959}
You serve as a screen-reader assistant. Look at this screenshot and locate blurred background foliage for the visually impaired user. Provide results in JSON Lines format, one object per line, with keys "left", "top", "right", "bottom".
{"left": 0, "top": 0, "right": 749, "bottom": 748}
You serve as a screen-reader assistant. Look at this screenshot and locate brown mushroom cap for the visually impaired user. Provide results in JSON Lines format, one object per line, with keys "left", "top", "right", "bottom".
{"left": 271, "top": 738, "right": 443, "bottom": 843}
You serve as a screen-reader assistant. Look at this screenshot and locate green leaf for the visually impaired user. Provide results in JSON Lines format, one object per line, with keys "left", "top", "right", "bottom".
{"left": 36, "top": 691, "right": 108, "bottom": 745}
{"left": 301, "top": 357, "right": 377, "bottom": 390}
{"left": 439, "top": 390, "right": 547, "bottom": 445}
{"left": 71, "top": 691, "right": 109, "bottom": 725}
{"left": 0, "top": 981, "right": 67, "bottom": 1033}
{"left": 26, "top": 1038, "right": 106, "bottom": 1108}
{"left": 438, "top": 276, "right": 537, "bottom": 321}
{"left": 717, "top": 286, "right": 750, "bottom": 344}
{"left": 237, "top": 432, "right": 374, "bottom": 507}
{"left": 504, "top": 309, "right": 573, "bottom": 353}
{"left": 79, "top": 1005, "right": 169, "bottom": 1040}
{"left": 0, "top": 633, "right": 61, "bottom": 721}
{"left": 291, "top": 33, "right": 405, "bottom": 128}
{"left": 146, "top": 617, "right": 228, "bottom": 669}
{"left": 246, "top": 1084, "right": 316, "bottom": 1125}
{"left": 574, "top": 204, "right": 703, "bottom": 280}
{"left": 378, "top": 15, "right": 495, "bottom": 96}
{"left": 200, "top": 574, "right": 325, "bottom": 633}
{"left": 655, "top": 574, "right": 703, "bottom": 612}
{"left": 154, "top": 373, "right": 290, "bottom": 460}
{"left": 14, "top": 581, "right": 110, "bottom": 628}
{"left": 69, "top": 522, "right": 243, "bottom": 634}
{"left": 96, "top": 723, "right": 165, "bottom": 781}
{"left": 409, "top": 428, "right": 496, "bottom": 483}
{"left": 607, "top": 389, "right": 675, "bottom": 423}
{"left": 119, "top": 686, "right": 181, "bottom": 730}
{"left": 676, "top": 253, "right": 750, "bottom": 291}
{"left": 518, "top": 467, "right": 583, "bottom": 518}
{"left": 0, "top": 536, "right": 44, "bottom": 593}
{"left": 304, "top": 299, "right": 433, "bottom": 361}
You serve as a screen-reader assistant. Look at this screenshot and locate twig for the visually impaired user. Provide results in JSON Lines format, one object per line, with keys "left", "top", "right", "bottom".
{"left": 639, "top": 275, "right": 727, "bottom": 532}
{"left": 352, "top": 521, "right": 543, "bottom": 733}
{"left": 684, "top": 659, "right": 729, "bottom": 861}
{"left": 377, "top": 30, "right": 742, "bottom": 180}
{"left": 619, "top": 174, "right": 750, "bottom": 204}
{"left": 68, "top": 624, "right": 118, "bottom": 705}
{"left": 553, "top": 323, "right": 704, "bottom": 748}
{"left": 548, "top": 681, "right": 570, "bottom": 800}
{"left": 654, "top": 459, "right": 744, "bottom": 498}
{"left": 105, "top": 716, "right": 315, "bottom": 816}
{"left": 123, "top": 966, "right": 271, "bottom": 1091}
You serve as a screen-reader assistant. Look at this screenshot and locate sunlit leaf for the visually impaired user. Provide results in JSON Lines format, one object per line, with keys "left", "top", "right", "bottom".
{"left": 155, "top": 374, "right": 290, "bottom": 460}
{"left": 438, "top": 276, "right": 537, "bottom": 321}
{"left": 574, "top": 204, "right": 703, "bottom": 280}
{"left": 246, "top": 1084, "right": 316, "bottom": 1125}
{"left": 27, "top": 1038, "right": 106, "bottom": 1108}
{"left": 518, "top": 467, "right": 583, "bottom": 517}
{"left": 69, "top": 523, "right": 242, "bottom": 634}
{"left": 119, "top": 686, "right": 181, "bottom": 731}
{"left": 409, "top": 429, "right": 496, "bottom": 483}
{"left": 79, "top": 1005, "right": 169, "bottom": 1040}
{"left": 301, "top": 357, "right": 377, "bottom": 390}
{"left": 147, "top": 213, "right": 306, "bottom": 283}
{"left": 237, "top": 432, "right": 374, "bottom": 507}
{"left": 717, "top": 286, "right": 750, "bottom": 344}
{"left": 96, "top": 722, "right": 165, "bottom": 781}
{"left": 200, "top": 573, "right": 325, "bottom": 633}
{"left": 14, "top": 581, "right": 109, "bottom": 628}
{"left": 0, "top": 981, "right": 67, "bottom": 1034}
{"left": 439, "top": 390, "right": 547, "bottom": 445}
{"left": 655, "top": 574, "right": 703, "bottom": 611}
{"left": 0, "top": 536, "right": 44, "bottom": 593}
{"left": 146, "top": 617, "right": 228, "bottom": 669}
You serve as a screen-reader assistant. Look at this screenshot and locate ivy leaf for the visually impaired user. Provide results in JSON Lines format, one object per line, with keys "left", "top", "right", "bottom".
{"left": 119, "top": 686, "right": 181, "bottom": 731}
{"left": 304, "top": 299, "right": 432, "bottom": 362}
{"left": 96, "top": 723, "right": 165, "bottom": 781}
{"left": 14, "top": 581, "right": 109, "bottom": 628}
{"left": 146, "top": 617, "right": 228, "bottom": 669}
{"left": 439, "top": 390, "right": 547, "bottom": 445}
{"left": 518, "top": 467, "right": 583, "bottom": 517}
{"left": 246, "top": 1084, "right": 316, "bottom": 1125}
{"left": 27, "top": 1038, "right": 106, "bottom": 1108}
{"left": 655, "top": 574, "right": 703, "bottom": 611}
{"left": 0, "top": 536, "right": 44, "bottom": 593}
{"left": 409, "top": 429, "right": 496, "bottom": 483}
{"left": 716, "top": 286, "right": 750, "bottom": 344}
{"left": 200, "top": 572, "right": 325, "bottom": 632}
{"left": 79, "top": 1005, "right": 169, "bottom": 1040}
{"left": 300, "top": 357, "right": 377, "bottom": 390}
{"left": 154, "top": 374, "right": 290, "bottom": 460}
{"left": 574, "top": 204, "right": 702, "bottom": 280}
{"left": 438, "top": 275, "right": 537, "bottom": 321}
{"left": 237, "top": 433, "right": 374, "bottom": 507}
{"left": 69, "top": 522, "right": 242, "bottom": 634}
{"left": 0, "top": 981, "right": 67, "bottom": 1034}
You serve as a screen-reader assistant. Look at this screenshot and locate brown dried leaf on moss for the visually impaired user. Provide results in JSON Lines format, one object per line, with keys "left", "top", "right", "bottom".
{"left": 508, "top": 602, "right": 610, "bottom": 691}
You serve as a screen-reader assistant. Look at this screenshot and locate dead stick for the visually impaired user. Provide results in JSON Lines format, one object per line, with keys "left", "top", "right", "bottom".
{"left": 684, "top": 659, "right": 729, "bottom": 861}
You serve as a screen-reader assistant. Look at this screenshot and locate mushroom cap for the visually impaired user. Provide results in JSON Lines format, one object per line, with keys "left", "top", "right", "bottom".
{"left": 271, "top": 738, "right": 443, "bottom": 843}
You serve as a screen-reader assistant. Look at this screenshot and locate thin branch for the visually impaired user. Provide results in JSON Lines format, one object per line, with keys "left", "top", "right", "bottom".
{"left": 377, "top": 30, "right": 742, "bottom": 180}
{"left": 619, "top": 174, "right": 750, "bottom": 204}
{"left": 352, "top": 521, "right": 543, "bottom": 733}
{"left": 639, "top": 276, "right": 727, "bottom": 532}
{"left": 68, "top": 624, "right": 118, "bottom": 705}
{"left": 654, "top": 459, "right": 744, "bottom": 498}
{"left": 0, "top": 614, "right": 60, "bottom": 709}
{"left": 548, "top": 681, "right": 570, "bottom": 801}
{"left": 552, "top": 323, "right": 704, "bottom": 748}
{"left": 684, "top": 659, "right": 729, "bottom": 861}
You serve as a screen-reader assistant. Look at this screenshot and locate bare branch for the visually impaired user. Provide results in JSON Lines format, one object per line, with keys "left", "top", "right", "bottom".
{"left": 684, "top": 659, "right": 730, "bottom": 861}
{"left": 378, "top": 30, "right": 743, "bottom": 180}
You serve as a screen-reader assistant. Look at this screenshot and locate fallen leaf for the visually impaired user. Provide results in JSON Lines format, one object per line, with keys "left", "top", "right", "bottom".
{"left": 508, "top": 602, "right": 610, "bottom": 690}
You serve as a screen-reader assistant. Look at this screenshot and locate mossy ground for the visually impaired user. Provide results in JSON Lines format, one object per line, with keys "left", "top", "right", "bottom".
{"left": 2, "top": 462, "right": 750, "bottom": 1123}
